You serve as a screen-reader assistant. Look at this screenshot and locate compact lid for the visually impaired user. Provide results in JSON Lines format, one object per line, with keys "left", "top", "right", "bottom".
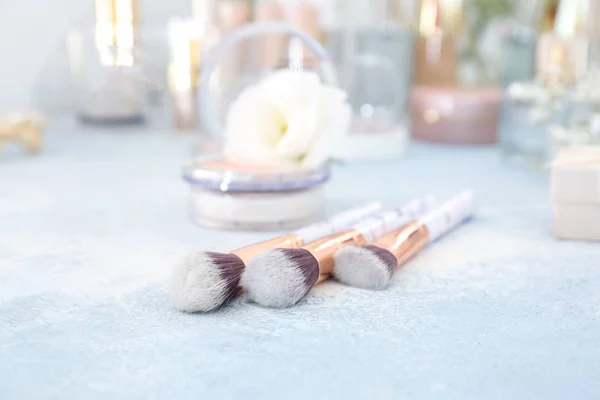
{"left": 182, "top": 156, "right": 330, "bottom": 192}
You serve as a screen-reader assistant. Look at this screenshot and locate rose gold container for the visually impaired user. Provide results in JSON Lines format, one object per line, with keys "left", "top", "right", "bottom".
{"left": 410, "top": 86, "right": 502, "bottom": 145}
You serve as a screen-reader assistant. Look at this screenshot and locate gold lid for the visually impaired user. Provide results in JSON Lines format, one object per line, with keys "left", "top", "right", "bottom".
{"left": 417, "top": 0, "right": 464, "bottom": 37}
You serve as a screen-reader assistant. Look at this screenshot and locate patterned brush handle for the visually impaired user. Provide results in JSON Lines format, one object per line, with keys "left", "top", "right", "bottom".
{"left": 354, "top": 196, "right": 438, "bottom": 242}
{"left": 421, "top": 190, "right": 476, "bottom": 242}
{"left": 294, "top": 202, "right": 382, "bottom": 243}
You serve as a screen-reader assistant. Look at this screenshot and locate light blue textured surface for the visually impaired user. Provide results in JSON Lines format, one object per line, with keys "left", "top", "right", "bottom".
{"left": 1, "top": 129, "right": 600, "bottom": 399}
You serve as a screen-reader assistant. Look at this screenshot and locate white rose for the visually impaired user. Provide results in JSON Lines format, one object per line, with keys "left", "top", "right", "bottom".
{"left": 224, "top": 69, "right": 351, "bottom": 169}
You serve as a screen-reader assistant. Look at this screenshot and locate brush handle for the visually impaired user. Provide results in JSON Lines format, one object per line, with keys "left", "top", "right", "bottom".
{"left": 393, "top": 195, "right": 438, "bottom": 218}
{"left": 293, "top": 202, "right": 382, "bottom": 243}
{"left": 421, "top": 190, "right": 476, "bottom": 242}
{"left": 354, "top": 196, "right": 438, "bottom": 242}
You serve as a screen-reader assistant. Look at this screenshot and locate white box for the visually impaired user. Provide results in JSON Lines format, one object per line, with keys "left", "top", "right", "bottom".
{"left": 550, "top": 146, "right": 600, "bottom": 241}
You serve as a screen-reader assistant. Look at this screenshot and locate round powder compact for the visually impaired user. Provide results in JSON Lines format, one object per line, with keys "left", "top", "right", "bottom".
{"left": 182, "top": 157, "right": 330, "bottom": 230}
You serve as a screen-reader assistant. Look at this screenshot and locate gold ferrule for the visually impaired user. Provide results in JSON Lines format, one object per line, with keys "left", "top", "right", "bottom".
{"left": 303, "top": 230, "right": 367, "bottom": 278}
{"left": 374, "top": 221, "right": 430, "bottom": 267}
{"left": 231, "top": 234, "right": 305, "bottom": 264}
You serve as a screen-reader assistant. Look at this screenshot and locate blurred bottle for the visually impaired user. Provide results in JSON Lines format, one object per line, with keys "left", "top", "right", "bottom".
{"left": 499, "top": 0, "right": 599, "bottom": 168}
{"left": 536, "top": 0, "right": 589, "bottom": 82}
{"left": 413, "top": 0, "right": 461, "bottom": 86}
{"left": 500, "top": 12, "right": 580, "bottom": 168}
{"left": 410, "top": 0, "right": 502, "bottom": 144}
{"left": 167, "top": 18, "right": 203, "bottom": 132}
{"left": 76, "top": 0, "right": 146, "bottom": 126}
{"left": 552, "top": 0, "right": 600, "bottom": 154}
{"left": 213, "top": 0, "right": 252, "bottom": 82}
{"left": 502, "top": 0, "right": 546, "bottom": 87}
{"left": 325, "top": 0, "right": 415, "bottom": 161}
{"left": 254, "top": 0, "right": 286, "bottom": 69}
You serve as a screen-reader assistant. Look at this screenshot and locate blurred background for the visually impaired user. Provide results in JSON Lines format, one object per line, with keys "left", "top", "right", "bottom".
{"left": 2, "top": 0, "right": 600, "bottom": 168}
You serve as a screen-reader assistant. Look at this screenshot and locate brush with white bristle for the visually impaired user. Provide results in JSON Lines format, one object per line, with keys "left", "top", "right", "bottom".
{"left": 170, "top": 202, "right": 382, "bottom": 312}
{"left": 333, "top": 190, "right": 476, "bottom": 290}
{"left": 241, "top": 196, "right": 438, "bottom": 308}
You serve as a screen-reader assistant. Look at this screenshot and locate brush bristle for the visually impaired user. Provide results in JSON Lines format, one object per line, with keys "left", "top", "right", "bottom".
{"left": 333, "top": 245, "right": 397, "bottom": 290}
{"left": 241, "top": 248, "right": 319, "bottom": 308}
{"left": 170, "top": 252, "right": 245, "bottom": 312}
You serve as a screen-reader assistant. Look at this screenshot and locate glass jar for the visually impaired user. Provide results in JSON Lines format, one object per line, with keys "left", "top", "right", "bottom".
{"left": 48, "top": 23, "right": 172, "bottom": 129}
{"left": 324, "top": 0, "right": 413, "bottom": 161}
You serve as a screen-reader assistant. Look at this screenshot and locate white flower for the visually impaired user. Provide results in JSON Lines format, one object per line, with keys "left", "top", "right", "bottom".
{"left": 224, "top": 69, "right": 351, "bottom": 169}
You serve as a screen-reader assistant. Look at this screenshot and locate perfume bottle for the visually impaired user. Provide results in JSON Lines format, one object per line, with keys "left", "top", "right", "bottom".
{"left": 167, "top": 18, "right": 203, "bottom": 131}
{"left": 500, "top": 0, "right": 593, "bottom": 167}
{"left": 536, "top": 0, "right": 590, "bottom": 81}
{"left": 500, "top": 42, "right": 573, "bottom": 168}
{"left": 325, "top": 0, "right": 414, "bottom": 161}
{"left": 214, "top": 0, "right": 252, "bottom": 86}
{"left": 76, "top": 0, "right": 145, "bottom": 126}
{"left": 413, "top": 0, "right": 461, "bottom": 86}
{"left": 502, "top": 1, "right": 546, "bottom": 87}
{"left": 503, "top": 27, "right": 537, "bottom": 86}
{"left": 254, "top": 0, "right": 286, "bottom": 69}
{"left": 410, "top": 0, "right": 503, "bottom": 145}
{"left": 285, "top": 0, "right": 324, "bottom": 67}
{"left": 550, "top": 0, "right": 600, "bottom": 155}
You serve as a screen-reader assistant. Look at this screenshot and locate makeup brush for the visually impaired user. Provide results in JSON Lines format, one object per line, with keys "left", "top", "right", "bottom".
{"left": 241, "top": 196, "right": 438, "bottom": 308}
{"left": 333, "top": 190, "right": 476, "bottom": 290}
{"left": 171, "top": 202, "right": 382, "bottom": 312}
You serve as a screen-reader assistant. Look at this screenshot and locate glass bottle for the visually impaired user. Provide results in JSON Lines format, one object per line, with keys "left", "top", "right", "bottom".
{"left": 413, "top": 0, "right": 461, "bottom": 86}
{"left": 325, "top": 0, "right": 415, "bottom": 160}
{"left": 550, "top": 0, "right": 600, "bottom": 155}
{"left": 410, "top": 0, "right": 505, "bottom": 145}
{"left": 500, "top": 41, "right": 572, "bottom": 168}
{"left": 502, "top": 0, "right": 546, "bottom": 87}
{"left": 75, "top": 0, "right": 147, "bottom": 126}
{"left": 500, "top": 0, "right": 593, "bottom": 168}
